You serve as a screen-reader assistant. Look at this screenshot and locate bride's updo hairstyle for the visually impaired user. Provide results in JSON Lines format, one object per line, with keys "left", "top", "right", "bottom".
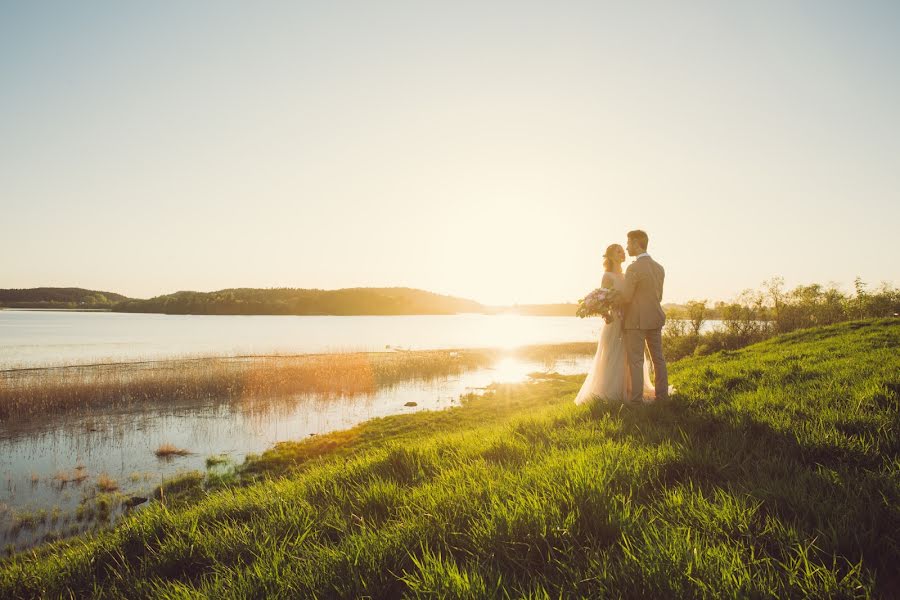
{"left": 603, "top": 244, "right": 624, "bottom": 273}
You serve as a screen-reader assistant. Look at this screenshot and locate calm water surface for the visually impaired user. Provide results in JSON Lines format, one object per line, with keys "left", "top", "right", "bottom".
{"left": 0, "top": 310, "right": 601, "bottom": 368}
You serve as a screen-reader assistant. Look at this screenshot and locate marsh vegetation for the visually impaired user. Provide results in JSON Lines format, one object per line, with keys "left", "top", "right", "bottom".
{"left": 0, "top": 344, "right": 603, "bottom": 426}
{"left": 0, "top": 349, "right": 501, "bottom": 424}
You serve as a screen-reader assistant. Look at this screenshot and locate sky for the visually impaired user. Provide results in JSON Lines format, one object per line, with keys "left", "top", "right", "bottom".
{"left": 1, "top": 1, "right": 898, "bottom": 305}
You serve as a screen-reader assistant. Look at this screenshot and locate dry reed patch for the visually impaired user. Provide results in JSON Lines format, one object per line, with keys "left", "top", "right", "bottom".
{"left": 155, "top": 443, "right": 190, "bottom": 458}
{"left": 54, "top": 467, "right": 88, "bottom": 485}
{"left": 96, "top": 473, "right": 119, "bottom": 492}
{"left": 0, "top": 350, "right": 498, "bottom": 423}
{"left": 0, "top": 345, "right": 588, "bottom": 425}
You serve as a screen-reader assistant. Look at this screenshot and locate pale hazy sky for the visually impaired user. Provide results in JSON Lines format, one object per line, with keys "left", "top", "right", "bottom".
{"left": 2, "top": 1, "right": 898, "bottom": 305}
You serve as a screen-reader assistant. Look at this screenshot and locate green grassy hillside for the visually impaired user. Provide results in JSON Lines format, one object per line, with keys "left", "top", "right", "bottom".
{"left": 2, "top": 319, "right": 898, "bottom": 598}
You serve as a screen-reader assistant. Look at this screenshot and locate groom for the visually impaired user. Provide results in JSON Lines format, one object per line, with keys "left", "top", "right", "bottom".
{"left": 619, "top": 230, "right": 669, "bottom": 402}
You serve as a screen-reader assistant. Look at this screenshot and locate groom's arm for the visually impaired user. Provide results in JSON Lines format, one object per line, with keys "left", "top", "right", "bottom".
{"left": 658, "top": 265, "right": 665, "bottom": 302}
{"left": 618, "top": 263, "right": 640, "bottom": 305}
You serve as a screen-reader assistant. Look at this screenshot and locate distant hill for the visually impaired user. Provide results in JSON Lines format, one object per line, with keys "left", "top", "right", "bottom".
{"left": 0, "top": 287, "right": 129, "bottom": 309}
{"left": 112, "top": 287, "right": 486, "bottom": 316}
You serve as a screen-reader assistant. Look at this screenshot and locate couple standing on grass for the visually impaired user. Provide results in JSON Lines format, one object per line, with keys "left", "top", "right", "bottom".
{"left": 575, "top": 229, "right": 672, "bottom": 405}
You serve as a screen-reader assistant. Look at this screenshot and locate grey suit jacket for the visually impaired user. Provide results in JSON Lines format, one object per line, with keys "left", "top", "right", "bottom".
{"left": 619, "top": 255, "right": 666, "bottom": 330}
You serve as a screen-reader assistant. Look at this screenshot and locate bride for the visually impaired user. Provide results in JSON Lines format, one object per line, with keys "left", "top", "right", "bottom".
{"left": 574, "top": 244, "right": 655, "bottom": 405}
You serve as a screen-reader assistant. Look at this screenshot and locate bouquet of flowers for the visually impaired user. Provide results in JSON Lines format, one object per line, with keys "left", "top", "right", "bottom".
{"left": 576, "top": 287, "right": 619, "bottom": 322}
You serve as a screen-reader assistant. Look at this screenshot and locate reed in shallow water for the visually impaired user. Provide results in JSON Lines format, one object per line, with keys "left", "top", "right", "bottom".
{"left": 0, "top": 344, "right": 594, "bottom": 425}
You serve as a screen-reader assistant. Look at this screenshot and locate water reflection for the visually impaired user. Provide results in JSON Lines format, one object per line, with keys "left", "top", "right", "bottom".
{"left": 0, "top": 354, "right": 591, "bottom": 551}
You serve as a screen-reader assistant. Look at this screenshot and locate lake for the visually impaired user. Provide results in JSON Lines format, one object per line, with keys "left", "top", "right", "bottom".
{"left": 0, "top": 310, "right": 602, "bottom": 368}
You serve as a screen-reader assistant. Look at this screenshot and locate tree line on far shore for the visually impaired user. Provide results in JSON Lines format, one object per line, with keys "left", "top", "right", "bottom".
{"left": 112, "top": 287, "right": 485, "bottom": 316}
{"left": 0, "top": 287, "right": 127, "bottom": 309}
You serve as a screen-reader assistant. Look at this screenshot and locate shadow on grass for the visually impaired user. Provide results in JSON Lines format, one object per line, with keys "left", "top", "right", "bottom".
{"left": 581, "top": 384, "right": 899, "bottom": 597}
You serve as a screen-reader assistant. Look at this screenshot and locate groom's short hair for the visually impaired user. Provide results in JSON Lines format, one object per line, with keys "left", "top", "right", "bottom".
{"left": 627, "top": 229, "right": 649, "bottom": 250}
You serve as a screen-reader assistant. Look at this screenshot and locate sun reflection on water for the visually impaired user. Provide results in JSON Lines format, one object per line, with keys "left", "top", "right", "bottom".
{"left": 488, "top": 356, "right": 538, "bottom": 383}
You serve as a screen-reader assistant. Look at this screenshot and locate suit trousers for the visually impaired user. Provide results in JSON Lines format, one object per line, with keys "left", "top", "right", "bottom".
{"left": 624, "top": 328, "right": 668, "bottom": 402}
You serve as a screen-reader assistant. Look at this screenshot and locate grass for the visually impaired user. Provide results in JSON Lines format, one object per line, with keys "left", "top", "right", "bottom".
{"left": 0, "top": 344, "right": 593, "bottom": 426}
{"left": 153, "top": 472, "right": 205, "bottom": 505}
{"left": 204, "top": 455, "right": 230, "bottom": 468}
{"left": 0, "top": 319, "right": 897, "bottom": 598}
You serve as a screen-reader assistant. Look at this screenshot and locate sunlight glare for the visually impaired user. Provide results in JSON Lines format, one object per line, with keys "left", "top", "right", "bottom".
{"left": 489, "top": 356, "right": 535, "bottom": 384}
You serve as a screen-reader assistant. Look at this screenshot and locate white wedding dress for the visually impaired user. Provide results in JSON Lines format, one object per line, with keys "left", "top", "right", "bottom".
{"left": 574, "top": 272, "right": 655, "bottom": 405}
